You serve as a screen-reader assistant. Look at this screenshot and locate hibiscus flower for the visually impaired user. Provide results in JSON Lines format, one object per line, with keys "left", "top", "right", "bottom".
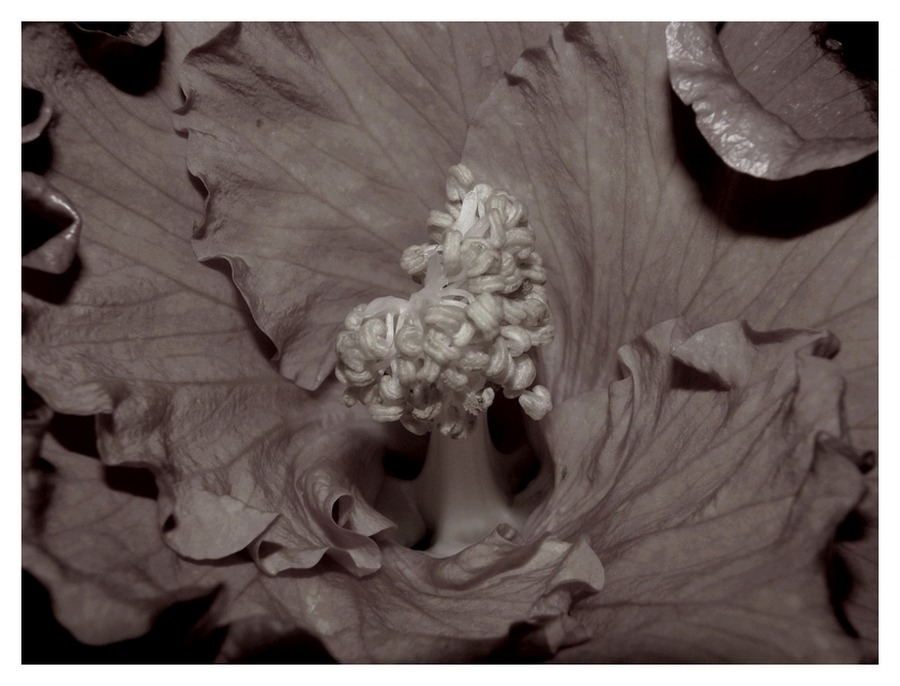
{"left": 22, "top": 21, "right": 877, "bottom": 663}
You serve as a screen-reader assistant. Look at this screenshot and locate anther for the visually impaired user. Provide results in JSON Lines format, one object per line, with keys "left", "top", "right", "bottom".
{"left": 519, "top": 385, "right": 552, "bottom": 421}
{"left": 334, "top": 163, "right": 555, "bottom": 439}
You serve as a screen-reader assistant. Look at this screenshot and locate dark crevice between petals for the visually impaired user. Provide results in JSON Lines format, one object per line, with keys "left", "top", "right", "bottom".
{"left": 200, "top": 256, "right": 279, "bottom": 360}
{"left": 68, "top": 22, "right": 164, "bottom": 95}
{"left": 482, "top": 621, "right": 564, "bottom": 663}
{"left": 22, "top": 203, "right": 68, "bottom": 257}
{"left": 22, "top": 571, "right": 228, "bottom": 664}
{"left": 48, "top": 412, "right": 99, "bottom": 458}
{"left": 22, "top": 260, "right": 82, "bottom": 306}
{"left": 105, "top": 464, "right": 160, "bottom": 500}
{"left": 22, "top": 173, "right": 81, "bottom": 275}
{"left": 816, "top": 432, "right": 876, "bottom": 660}
{"left": 22, "top": 375, "right": 46, "bottom": 423}
{"left": 162, "top": 514, "right": 178, "bottom": 533}
{"left": 23, "top": 377, "right": 55, "bottom": 538}
{"left": 827, "top": 551, "right": 861, "bottom": 641}
{"left": 383, "top": 450, "right": 425, "bottom": 481}
{"left": 236, "top": 629, "right": 337, "bottom": 664}
{"left": 828, "top": 534, "right": 877, "bottom": 663}
{"left": 669, "top": 359, "right": 730, "bottom": 393}
{"left": 22, "top": 87, "right": 53, "bottom": 173}
{"left": 22, "top": 87, "right": 45, "bottom": 129}
{"left": 812, "top": 22, "right": 878, "bottom": 113}
{"left": 669, "top": 91, "right": 878, "bottom": 238}
{"left": 22, "top": 134, "right": 52, "bottom": 176}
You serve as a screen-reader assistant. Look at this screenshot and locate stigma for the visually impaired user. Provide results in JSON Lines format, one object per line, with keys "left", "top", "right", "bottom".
{"left": 335, "top": 165, "right": 553, "bottom": 439}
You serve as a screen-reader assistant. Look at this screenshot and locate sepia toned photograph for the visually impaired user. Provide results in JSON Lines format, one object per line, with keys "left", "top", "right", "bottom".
{"left": 22, "top": 21, "right": 877, "bottom": 664}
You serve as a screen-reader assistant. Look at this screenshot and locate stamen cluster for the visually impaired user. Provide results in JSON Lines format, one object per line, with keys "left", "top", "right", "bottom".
{"left": 335, "top": 165, "right": 553, "bottom": 438}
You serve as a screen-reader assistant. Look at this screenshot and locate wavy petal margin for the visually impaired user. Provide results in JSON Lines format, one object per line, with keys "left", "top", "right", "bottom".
{"left": 666, "top": 22, "right": 877, "bottom": 179}
{"left": 22, "top": 23, "right": 607, "bottom": 661}
{"left": 176, "top": 22, "right": 555, "bottom": 391}
{"left": 462, "top": 23, "right": 876, "bottom": 455}
{"left": 24, "top": 434, "right": 254, "bottom": 645}
{"left": 21, "top": 23, "right": 397, "bottom": 578}
{"left": 22, "top": 172, "right": 81, "bottom": 274}
{"left": 25, "top": 317, "right": 864, "bottom": 661}
{"left": 22, "top": 22, "right": 876, "bottom": 663}
{"left": 525, "top": 319, "right": 866, "bottom": 662}
{"left": 25, "top": 429, "right": 605, "bottom": 661}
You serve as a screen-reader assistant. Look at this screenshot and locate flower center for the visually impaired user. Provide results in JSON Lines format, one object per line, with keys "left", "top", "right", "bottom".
{"left": 336, "top": 164, "right": 554, "bottom": 555}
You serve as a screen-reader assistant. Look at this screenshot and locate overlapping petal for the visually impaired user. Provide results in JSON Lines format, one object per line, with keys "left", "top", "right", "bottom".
{"left": 461, "top": 23, "right": 876, "bottom": 453}
{"left": 24, "top": 432, "right": 256, "bottom": 646}
{"left": 667, "top": 22, "right": 877, "bottom": 179}
{"left": 21, "top": 22, "right": 396, "bottom": 578}
{"left": 21, "top": 22, "right": 607, "bottom": 661}
{"left": 24, "top": 425, "right": 604, "bottom": 662}
{"left": 22, "top": 21, "right": 877, "bottom": 663}
{"left": 458, "top": 22, "right": 875, "bottom": 658}
{"left": 22, "top": 171, "right": 81, "bottom": 274}
{"left": 175, "top": 22, "right": 555, "bottom": 390}
{"left": 524, "top": 318, "right": 865, "bottom": 661}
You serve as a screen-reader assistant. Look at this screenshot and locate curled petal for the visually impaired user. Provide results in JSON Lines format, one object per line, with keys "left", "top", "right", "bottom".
{"left": 526, "top": 319, "right": 866, "bottom": 662}
{"left": 666, "top": 22, "right": 877, "bottom": 179}
{"left": 231, "top": 529, "right": 605, "bottom": 662}
{"left": 26, "top": 421, "right": 607, "bottom": 662}
{"left": 24, "top": 434, "right": 248, "bottom": 646}
{"left": 71, "top": 22, "right": 163, "bottom": 47}
{"left": 176, "top": 22, "right": 556, "bottom": 390}
{"left": 22, "top": 171, "right": 81, "bottom": 274}
{"left": 21, "top": 23, "right": 400, "bottom": 582}
{"left": 22, "top": 87, "right": 53, "bottom": 144}
{"left": 247, "top": 424, "right": 398, "bottom": 577}
{"left": 69, "top": 22, "right": 164, "bottom": 94}
{"left": 463, "top": 23, "right": 875, "bottom": 466}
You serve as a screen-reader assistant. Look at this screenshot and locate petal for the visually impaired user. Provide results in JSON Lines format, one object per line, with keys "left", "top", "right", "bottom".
{"left": 24, "top": 432, "right": 254, "bottom": 646}
{"left": 25, "top": 427, "right": 603, "bottom": 661}
{"left": 22, "top": 171, "right": 81, "bottom": 274}
{"left": 216, "top": 530, "right": 604, "bottom": 663}
{"left": 22, "top": 22, "right": 877, "bottom": 663}
{"left": 461, "top": 25, "right": 876, "bottom": 657}
{"left": 666, "top": 22, "right": 877, "bottom": 179}
{"left": 461, "top": 23, "right": 876, "bottom": 452}
{"left": 21, "top": 23, "right": 393, "bottom": 578}
{"left": 526, "top": 319, "right": 866, "bottom": 662}
{"left": 175, "top": 22, "right": 555, "bottom": 390}
{"left": 834, "top": 467, "right": 878, "bottom": 662}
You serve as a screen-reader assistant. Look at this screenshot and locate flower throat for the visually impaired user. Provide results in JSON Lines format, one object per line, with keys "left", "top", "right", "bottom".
{"left": 335, "top": 164, "right": 554, "bottom": 555}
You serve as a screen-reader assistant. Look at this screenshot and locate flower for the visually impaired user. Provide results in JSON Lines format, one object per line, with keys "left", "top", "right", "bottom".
{"left": 22, "top": 22, "right": 877, "bottom": 663}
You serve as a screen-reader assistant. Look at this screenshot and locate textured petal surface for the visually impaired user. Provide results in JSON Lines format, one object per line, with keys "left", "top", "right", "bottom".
{"left": 24, "top": 428, "right": 604, "bottom": 661}
{"left": 461, "top": 22, "right": 876, "bottom": 659}
{"left": 176, "top": 22, "right": 555, "bottom": 390}
{"left": 667, "top": 22, "right": 877, "bottom": 179}
{"left": 524, "top": 319, "right": 865, "bottom": 661}
{"left": 24, "top": 433, "right": 256, "bottom": 645}
{"left": 461, "top": 23, "right": 876, "bottom": 455}
{"left": 22, "top": 22, "right": 876, "bottom": 663}
{"left": 21, "top": 22, "right": 396, "bottom": 577}
{"left": 21, "top": 22, "right": 606, "bottom": 661}
{"left": 220, "top": 531, "right": 604, "bottom": 663}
